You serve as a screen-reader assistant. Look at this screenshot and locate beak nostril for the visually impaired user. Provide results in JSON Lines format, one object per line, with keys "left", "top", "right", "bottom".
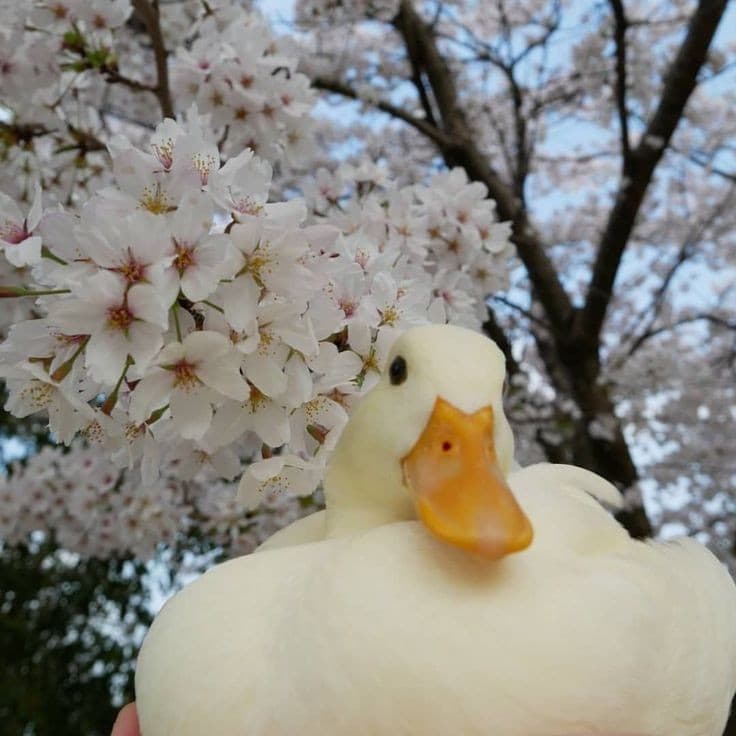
{"left": 442, "top": 441, "right": 452, "bottom": 452}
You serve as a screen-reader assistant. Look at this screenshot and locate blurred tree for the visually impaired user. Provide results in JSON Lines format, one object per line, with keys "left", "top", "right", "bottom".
{"left": 0, "top": 539, "right": 150, "bottom": 736}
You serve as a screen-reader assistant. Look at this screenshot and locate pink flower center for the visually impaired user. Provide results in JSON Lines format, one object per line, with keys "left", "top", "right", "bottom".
{"left": 0, "top": 220, "right": 27, "bottom": 244}
{"left": 114, "top": 252, "right": 147, "bottom": 284}
{"left": 107, "top": 304, "right": 134, "bottom": 332}
{"left": 173, "top": 240, "right": 196, "bottom": 274}
{"left": 151, "top": 141, "right": 174, "bottom": 171}
{"left": 338, "top": 298, "right": 356, "bottom": 317}
{"left": 192, "top": 153, "right": 217, "bottom": 186}
{"left": 233, "top": 196, "right": 263, "bottom": 217}
{"left": 171, "top": 359, "right": 200, "bottom": 391}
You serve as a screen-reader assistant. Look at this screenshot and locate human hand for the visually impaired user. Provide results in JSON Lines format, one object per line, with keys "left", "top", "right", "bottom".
{"left": 111, "top": 703, "right": 140, "bottom": 736}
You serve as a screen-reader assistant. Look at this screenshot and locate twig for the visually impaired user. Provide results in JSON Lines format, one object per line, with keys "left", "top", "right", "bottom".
{"left": 131, "top": 0, "right": 174, "bottom": 117}
{"left": 609, "top": 0, "right": 632, "bottom": 167}
{"left": 311, "top": 76, "right": 455, "bottom": 150}
{"left": 577, "top": 0, "right": 729, "bottom": 350}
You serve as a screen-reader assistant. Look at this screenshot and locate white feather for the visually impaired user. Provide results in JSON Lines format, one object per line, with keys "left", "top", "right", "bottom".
{"left": 136, "top": 325, "right": 736, "bottom": 736}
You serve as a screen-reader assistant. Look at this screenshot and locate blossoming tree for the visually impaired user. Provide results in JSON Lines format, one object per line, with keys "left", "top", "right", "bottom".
{"left": 0, "top": 0, "right": 734, "bottom": 727}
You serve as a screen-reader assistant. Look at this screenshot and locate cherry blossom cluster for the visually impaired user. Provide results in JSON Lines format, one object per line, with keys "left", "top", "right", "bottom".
{"left": 170, "top": 6, "right": 316, "bottom": 165}
{"left": 0, "top": 1, "right": 314, "bottom": 208}
{"left": 302, "top": 161, "right": 515, "bottom": 327}
{"left": 0, "top": 109, "right": 514, "bottom": 541}
{"left": 0, "top": 442, "right": 306, "bottom": 559}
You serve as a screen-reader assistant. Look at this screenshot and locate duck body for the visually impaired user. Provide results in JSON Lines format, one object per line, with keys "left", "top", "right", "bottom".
{"left": 135, "top": 325, "right": 736, "bottom": 735}
{"left": 136, "top": 466, "right": 736, "bottom": 736}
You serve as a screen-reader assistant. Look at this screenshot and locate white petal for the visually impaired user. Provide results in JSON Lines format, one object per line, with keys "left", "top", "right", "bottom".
{"left": 251, "top": 401, "right": 290, "bottom": 446}
{"left": 48, "top": 394, "right": 91, "bottom": 445}
{"left": 0, "top": 191, "right": 23, "bottom": 222}
{"left": 155, "top": 340, "right": 185, "bottom": 366}
{"left": 126, "top": 322, "right": 165, "bottom": 377}
{"left": 223, "top": 275, "right": 260, "bottom": 332}
{"left": 244, "top": 353, "right": 286, "bottom": 397}
{"left": 208, "top": 448, "right": 242, "bottom": 480}
{"left": 171, "top": 388, "right": 213, "bottom": 440}
{"left": 129, "top": 370, "right": 173, "bottom": 423}
{"left": 237, "top": 456, "right": 286, "bottom": 510}
{"left": 197, "top": 357, "right": 249, "bottom": 400}
{"left": 180, "top": 264, "right": 218, "bottom": 303}
{"left": 237, "top": 467, "right": 266, "bottom": 510}
{"left": 4, "top": 236, "right": 42, "bottom": 267}
{"left": 128, "top": 285, "right": 170, "bottom": 328}
{"left": 28, "top": 184, "right": 44, "bottom": 228}
{"left": 275, "top": 315, "right": 318, "bottom": 357}
{"left": 49, "top": 299, "right": 104, "bottom": 335}
{"left": 283, "top": 355, "right": 312, "bottom": 407}
{"left": 183, "top": 330, "right": 230, "bottom": 362}
{"left": 249, "top": 456, "right": 285, "bottom": 481}
{"left": 206, "top": 400, "right": 249, "bottom": 446}
{"left": 85, "top": 329, "right": 132, "bottom": 384}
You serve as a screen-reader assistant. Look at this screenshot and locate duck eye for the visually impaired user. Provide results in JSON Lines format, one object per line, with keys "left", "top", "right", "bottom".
{"left": 389, "top": 355, "right": 407, "bottom": 386}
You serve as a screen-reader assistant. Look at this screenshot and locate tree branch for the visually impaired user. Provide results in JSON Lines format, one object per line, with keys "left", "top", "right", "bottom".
{"left": 0, "top": 121, "right": 105, "bottom": 153}
{"left": 103, "top": 67, "right": 158, "bottom": 95}
{"left": 311, "top": 77, "right": 455, "bottom": 149}
{"left": 482, "top": 307, "right": 520, "bottom": 376}
{"left": 391, "top": 0, "right": 574, "bottom": 333}
{"left": 622, "top": 187, "right": 734, "bottom": 358}
{"left": 627, "top": 313, "right": 736, "bottom": 357}
{"left": 577, "top": 0, "right": 729, "bottom": 350}
{"left": 131, "top": 0, "right": 174, "bottom": 118}
{"left": 609, "top": 0, "right": 632, "bottom": 167}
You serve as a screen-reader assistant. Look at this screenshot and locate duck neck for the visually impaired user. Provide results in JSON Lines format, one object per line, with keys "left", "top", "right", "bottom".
{"left": 323, "top": 439, "right": 416, "bottom": 538}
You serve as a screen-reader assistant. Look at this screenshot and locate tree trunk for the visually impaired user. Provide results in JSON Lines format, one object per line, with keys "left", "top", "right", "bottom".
{"left": 532, "top": 320, "right": 652, "bottom": 537}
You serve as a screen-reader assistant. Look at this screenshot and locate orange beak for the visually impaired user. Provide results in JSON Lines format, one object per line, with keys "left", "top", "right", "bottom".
{"left": 401, "top": 398, "right": 533, "bottom": 559}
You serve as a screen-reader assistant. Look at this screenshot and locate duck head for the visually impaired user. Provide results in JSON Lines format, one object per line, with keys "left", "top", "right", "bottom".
{"left": 324, "top": 324, "right": 533, "bottom": 559}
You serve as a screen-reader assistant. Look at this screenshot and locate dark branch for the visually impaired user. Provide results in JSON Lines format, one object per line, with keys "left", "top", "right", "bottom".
{"left": 609, "top": 0, "right": 632, "bottom": 167}
{"left": 623, "top": 188, "right": 734, "bottom": 357}
{"left": 311, "top": 77, "right": 454, "bottom": 149}
{"left": 131, "top": 0, "right": 174, "bottom": 118}
{"left": 627, "top": 313, "right": 736, "bottom": 356}
{"left": 577, "top": 0, "right": 729, "bottom": 350}
{"left": 482, "top": 307, "right": 520, "bottom": 376}
{"left": 0, "top": 121, "right": 105, "bottom": 153}
{"left": 103, "top": 67, "right": 158, "bottom": 95}
{"left": 391, "top": 0, "right": 574, "bottom": 333}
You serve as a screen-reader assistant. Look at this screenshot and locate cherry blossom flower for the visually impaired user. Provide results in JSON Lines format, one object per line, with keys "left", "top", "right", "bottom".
{"left": 49, "top": 270, "right": 169, "bottom": 384}
{"left": 0, "top": 361, "right": 93, "bottom": 443}
{"left": 166, "top": 192, "right": 239, "bottom": 302}
{"left": 0, "top": 184, "right": 43, "bottom": 267}
{"left": 130, "top": 330, "right": 250, "bottom": 440}
{"left": 238, "top": 455, "right": 323, "bottom": 510}
{"left": 0, "top": 95, "right": 514, "bottom": 554}
{"left": 208, "top": 149, "right": 273, "bottom": 218}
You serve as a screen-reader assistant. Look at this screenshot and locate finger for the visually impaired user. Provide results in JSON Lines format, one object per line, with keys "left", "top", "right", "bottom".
{"left": 111, "top": 702, "right": 140, "bottom": 736}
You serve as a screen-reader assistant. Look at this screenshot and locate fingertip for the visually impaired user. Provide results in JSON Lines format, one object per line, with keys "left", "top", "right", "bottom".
{"left": 112, "top": 702, "right": 140, "bottom": 736}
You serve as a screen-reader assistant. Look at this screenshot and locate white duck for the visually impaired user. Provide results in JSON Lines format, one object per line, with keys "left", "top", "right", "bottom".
{"left": 136, "top": 324, "right": 736, "bottom": 736}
